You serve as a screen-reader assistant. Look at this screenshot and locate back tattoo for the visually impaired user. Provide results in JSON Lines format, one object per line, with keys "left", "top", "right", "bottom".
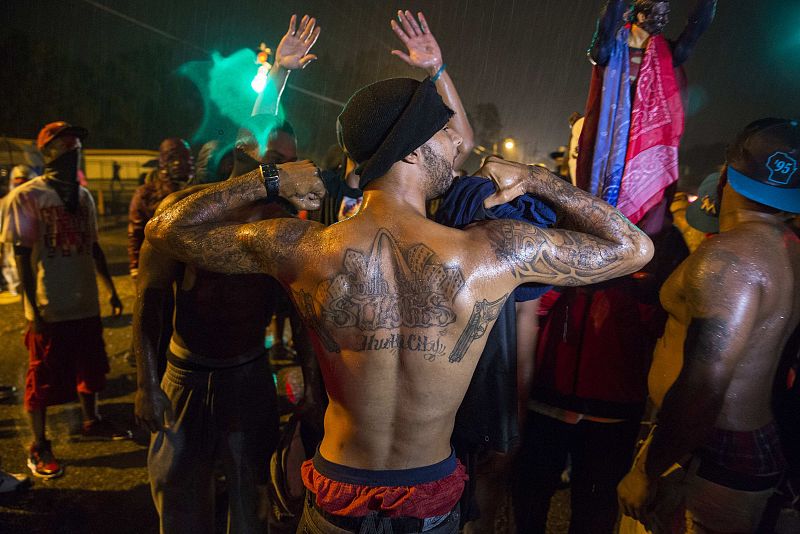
{"left": 293, "top": 228, "right": 505, "bottom": 363}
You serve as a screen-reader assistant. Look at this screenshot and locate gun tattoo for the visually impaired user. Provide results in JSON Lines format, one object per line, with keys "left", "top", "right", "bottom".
{"left": 449, "top": 294, "right": 508, "bottom": 363}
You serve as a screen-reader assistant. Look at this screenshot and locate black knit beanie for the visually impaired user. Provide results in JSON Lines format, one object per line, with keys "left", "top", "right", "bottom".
{"left": 337, "top": 77, "right": 453, "bottom": 189}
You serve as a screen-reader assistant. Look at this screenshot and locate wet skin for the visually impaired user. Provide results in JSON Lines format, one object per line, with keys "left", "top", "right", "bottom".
{"left": 618, "top": 183, "right": 800, "bottom": 520}
{"left": 146, "top": 128, "right": 653, "bottom": 470}
{"left": 133, "top": 186, "right": 302, "bottom": 432}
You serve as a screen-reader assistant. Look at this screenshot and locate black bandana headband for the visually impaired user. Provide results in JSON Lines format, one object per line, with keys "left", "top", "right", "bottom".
{"left": 337, "top": 77, "right": 453, "bottom": 189}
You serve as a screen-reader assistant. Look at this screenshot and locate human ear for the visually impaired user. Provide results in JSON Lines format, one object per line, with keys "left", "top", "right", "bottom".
{"left": 400, "top": 147, "right": 422, "bottom": 165}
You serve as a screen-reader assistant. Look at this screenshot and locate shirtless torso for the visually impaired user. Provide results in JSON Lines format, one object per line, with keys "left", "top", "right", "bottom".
{"left": 649, "top": 209, "right": 800, "bottom": 431}
{"left": 134, "top": 187, "right": 317, "bottom": 428}
{"left": 146, "top": 150, "right": 653, "bottom": 472}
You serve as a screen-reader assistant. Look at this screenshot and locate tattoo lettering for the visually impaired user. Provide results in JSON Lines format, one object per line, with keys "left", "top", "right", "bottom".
{"left": 358, "top": 333, "right": 447, "bottom": 362}
{"left": 449, "top": 294, "right": 508, "bottom": 363}
{"left": 292, "top": 288, "right": 341, "bottom": 353}
{"left": 489, "top": 221, "right": 622, "bottom": 286}
{"left": 315, "top": 229, "right": 465, "bottom": 331}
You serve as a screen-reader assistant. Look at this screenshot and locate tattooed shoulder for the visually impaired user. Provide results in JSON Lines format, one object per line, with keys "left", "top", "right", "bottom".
{"left": 239, "top": 218, "right": 312, "bottom": 270}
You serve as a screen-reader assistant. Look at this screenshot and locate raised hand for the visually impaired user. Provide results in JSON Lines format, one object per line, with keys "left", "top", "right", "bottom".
{"left": 390, "top": 11, "right": 443, "bottom": 76}
{"left": 275, "top": 14, "right": 321, "bottom": 70}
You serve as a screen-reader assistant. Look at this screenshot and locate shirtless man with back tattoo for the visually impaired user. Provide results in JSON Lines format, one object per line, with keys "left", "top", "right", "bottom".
{"left": 147, "top": 60, "right": 653, "bottom": 532}
{"left": 618, "top": 118, "right": 800, "bottom": 533}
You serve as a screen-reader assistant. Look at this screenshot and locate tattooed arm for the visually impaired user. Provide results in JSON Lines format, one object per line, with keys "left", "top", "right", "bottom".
{"left": 618, "top": 244, "right": 759, "bottom": 520}
{"left": 475, "top": 157, "right": 653, "bottom": 286}
{"left": 145, "top": 163, "right": 324, "bottom": 277}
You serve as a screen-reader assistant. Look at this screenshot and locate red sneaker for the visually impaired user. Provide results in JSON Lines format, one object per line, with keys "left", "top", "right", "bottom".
{"left": 27, "top": 440, "right": 64, "bottom": 479}
{"left": 81, "top": 418, "right": 132, "bottom": 441}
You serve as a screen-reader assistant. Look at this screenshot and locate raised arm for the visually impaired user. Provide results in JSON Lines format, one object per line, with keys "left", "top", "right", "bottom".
{"left": 475, "top": 157, "right": 653, "bottom": 286}
{"left": 145, "top": 162, "right": 324, "bottom": 277}
{"left": 252, "top": 14, "right": 321, "bottom": 116}
{"left": 671, "top": 0, "right": 716, "bottom": 67}
{"left": 589, "top": 0, "right": 627, "bottom": 66}
{"left": 390, "top": 10, "right": 475, "bottom": 168}
{"left": 618, "top": 244, "right": 758, "bottom": 520}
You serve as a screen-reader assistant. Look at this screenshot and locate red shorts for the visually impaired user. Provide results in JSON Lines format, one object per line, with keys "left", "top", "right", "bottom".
{"left": 301, "top": 450, "right": 468, "bottom": 519}
{"left": 24, "top": 316, "right": 109, "bottom": 411}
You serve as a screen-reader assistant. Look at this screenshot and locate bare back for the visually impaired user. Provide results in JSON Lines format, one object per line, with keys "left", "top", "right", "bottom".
{"left": 651, "top": 218, "right": 800, "bottom": 431}
{"left": 285, "top": 202, "right": 515, "bottom": 470}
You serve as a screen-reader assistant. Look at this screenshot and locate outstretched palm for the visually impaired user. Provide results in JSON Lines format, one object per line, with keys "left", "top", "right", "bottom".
{"left": 275, "top": 14, "right": 321, "bottom": 70}
{"left": 390, "top": 11, "right": 443, "bottom": 74}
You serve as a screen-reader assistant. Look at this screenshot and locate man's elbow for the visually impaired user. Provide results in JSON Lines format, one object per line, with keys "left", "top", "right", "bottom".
{"left": 612, "top": 233, "right": 655, "bottom": 277}
{"left": 144, "top": 215, "right": 169, "bottom": 252}
{"left": 629, "top": 233, "right": 655, "bottom": 270}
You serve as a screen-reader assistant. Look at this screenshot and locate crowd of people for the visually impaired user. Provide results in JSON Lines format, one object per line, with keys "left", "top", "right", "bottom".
{"left": 1, "top": 2, "right": 799, "bottom": 534}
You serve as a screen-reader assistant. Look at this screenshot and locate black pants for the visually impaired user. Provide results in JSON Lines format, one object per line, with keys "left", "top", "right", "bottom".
{"left": 511, "top": 411, "right": 640, "bottom": 534}
{"left": 149, "top": 356, "right": 279, "bottom": 534}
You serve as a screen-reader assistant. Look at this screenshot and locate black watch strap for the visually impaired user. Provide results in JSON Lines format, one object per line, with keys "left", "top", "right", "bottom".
{"left": 260, "top": 163, "right": 280, "bottom": 199}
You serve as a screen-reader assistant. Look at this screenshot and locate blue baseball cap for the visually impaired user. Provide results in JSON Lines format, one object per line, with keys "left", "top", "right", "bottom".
{"left": 727, "top": 118, "right": 800, "bottom": 213}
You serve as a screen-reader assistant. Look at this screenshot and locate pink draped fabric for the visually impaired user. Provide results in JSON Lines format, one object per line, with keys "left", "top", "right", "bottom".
{"left": 617, "top": 35, "right": 684, "bottom": 224}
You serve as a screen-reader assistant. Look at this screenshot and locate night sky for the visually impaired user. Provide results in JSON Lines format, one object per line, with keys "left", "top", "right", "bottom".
{"left": 5, "top": 0, "right": 800, "bottom": 186}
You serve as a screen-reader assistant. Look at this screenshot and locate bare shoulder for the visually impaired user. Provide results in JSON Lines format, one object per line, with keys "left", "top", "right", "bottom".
{"left": 683, "top": 235, "right": 763, "bottom": 302}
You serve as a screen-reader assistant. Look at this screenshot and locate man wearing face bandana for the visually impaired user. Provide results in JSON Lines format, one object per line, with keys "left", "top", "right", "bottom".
{"left": 577, "top": 0, "right": 716, "bottom": 225}
{"left": 2, "top": 121, "right": 129, "bottom": 480}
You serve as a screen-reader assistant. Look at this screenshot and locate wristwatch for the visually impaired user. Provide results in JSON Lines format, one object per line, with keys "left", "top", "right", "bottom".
{"left": 260, "top": 163, "right": 280, "bottom": 199}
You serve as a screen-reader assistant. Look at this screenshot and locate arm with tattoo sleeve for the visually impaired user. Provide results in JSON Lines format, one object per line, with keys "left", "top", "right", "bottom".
{"left": 145, "top": 164, "right": 323, "bottom": 277}
{"left": 477, "top": 158, "right": 654, "bottom": 286}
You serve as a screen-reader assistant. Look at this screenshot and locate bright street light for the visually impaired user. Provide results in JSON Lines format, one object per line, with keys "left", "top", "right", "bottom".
{"left": 503, "top": 138, "right": 515, "bottom": 150}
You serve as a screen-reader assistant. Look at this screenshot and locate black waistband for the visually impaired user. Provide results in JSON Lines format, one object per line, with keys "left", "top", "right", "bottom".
{"left": 312, "top": 447, "right": 457, "bottom": 486}
{"left": 166, "top": 348, "right": 266, "bottom": 372}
